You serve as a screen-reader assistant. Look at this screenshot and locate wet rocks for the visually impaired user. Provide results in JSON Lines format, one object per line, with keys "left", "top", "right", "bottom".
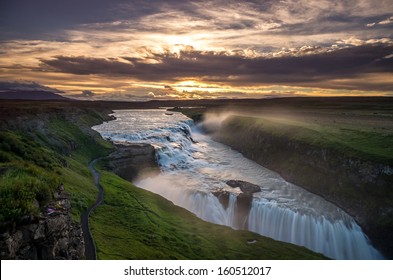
{"left": 212, "top": 190, "right": 230, "bottom": 209}
{"left": 235, "top": 193, "right": 253, "bottom": 229}
{"left": 226, "top": 180, "right": 261, "bottom": 194}
{"left": 108, "top": 142, "right": 159, "bottom": 181}
{"left": 224, "top": 180, "right": 261, "bottom": 228}
{"left": 213, "top": 180, "right": 261, "bottom": 229}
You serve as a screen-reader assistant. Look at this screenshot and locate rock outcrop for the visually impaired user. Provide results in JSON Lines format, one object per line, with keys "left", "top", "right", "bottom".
{"left": 108, "top": 142, "right": 158, "bottom": 181}
{"left": 213, "top": 180, "right": 261, "bottom": 229}
{"left": 212, "top": 190, "right": 231, "bottom": 210}
{"left": 226, "top": 180, "right": 261, "bottom": 194}
{"left": 0, "top": 186, "right": 84, "bottom": 260}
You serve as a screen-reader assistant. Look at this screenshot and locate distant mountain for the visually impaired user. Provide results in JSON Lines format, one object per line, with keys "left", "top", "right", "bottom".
{"left": 0, "top": 90, "right": 68, "bottom": 100}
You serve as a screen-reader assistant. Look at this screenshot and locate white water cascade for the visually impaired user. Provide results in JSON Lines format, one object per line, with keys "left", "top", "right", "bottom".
{"left": 93, "top": 109, "right": 383, "bottom": 260}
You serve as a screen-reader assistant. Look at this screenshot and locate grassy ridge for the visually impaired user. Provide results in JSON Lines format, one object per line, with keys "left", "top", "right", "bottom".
{"left": 224, "top": 115, "right": 393, "bottom": 165}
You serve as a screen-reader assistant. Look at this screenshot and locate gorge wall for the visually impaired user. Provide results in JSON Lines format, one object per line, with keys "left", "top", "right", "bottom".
{"left": 207, "top": 116, "right": 393, "bottom": 258}
{"left": 107, "top": 142, "right": 158, "bottom": 182}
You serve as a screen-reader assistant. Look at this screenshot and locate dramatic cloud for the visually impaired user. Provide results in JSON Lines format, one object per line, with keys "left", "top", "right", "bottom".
{"left": 1, "top": 0, "right": 393, "bottom": 98}
{"left": 40, "top": 43, "right": 393, "bottom": 91}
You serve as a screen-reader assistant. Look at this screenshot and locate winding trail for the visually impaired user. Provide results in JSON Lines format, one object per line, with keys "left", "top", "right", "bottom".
{"left": 81, "top": 158, "right": 104, "bottom": 260}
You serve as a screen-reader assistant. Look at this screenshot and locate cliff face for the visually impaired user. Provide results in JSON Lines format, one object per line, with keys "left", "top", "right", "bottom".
{"left": 0, "top": 186, "right": 84, "bottom": 260}
{"left": 211, "top": 117, "right": 393, "bottom": 258}
{"left": 107, "top": 142, "right": 158, "bottom": 181}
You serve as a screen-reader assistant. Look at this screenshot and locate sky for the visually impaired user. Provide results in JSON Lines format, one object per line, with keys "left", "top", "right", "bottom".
{"left": 0, "top": 0, "right": 393, "bottom": 100}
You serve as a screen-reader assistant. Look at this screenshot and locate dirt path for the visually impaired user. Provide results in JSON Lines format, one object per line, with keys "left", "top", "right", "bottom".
{"left": 81, "top": 158, "right": 104, "bottom": 260}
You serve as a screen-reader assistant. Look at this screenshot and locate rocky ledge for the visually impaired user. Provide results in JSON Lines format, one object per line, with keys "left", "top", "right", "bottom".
{"left": 108, "top": 142, "right": 159, "bottom": 181}
{"left": 0, "top": 186, "right": 84, "bottom": 260}
{"left": 213, "top": 180, "right": 261, "bottom": 229}
{"left": 226, "top": 180, "right": 261, "bottom": 194}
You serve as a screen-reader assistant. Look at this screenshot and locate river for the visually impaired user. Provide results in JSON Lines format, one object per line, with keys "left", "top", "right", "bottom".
{"left": 92, "top": 109, "right": 383, "bottom": 260}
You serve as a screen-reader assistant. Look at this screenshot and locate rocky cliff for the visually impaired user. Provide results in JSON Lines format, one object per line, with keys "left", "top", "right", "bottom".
{"left": 210, "top": 117, "right": 393, "bottom": 258}
{"left": 107, "top": 142, "right": 158, "bottom": 181}
{"left": 0, "top": 185, "right": 84, "bottom": 259}
{"left": 213, "top": 180, "right": 262, "bottom": 229}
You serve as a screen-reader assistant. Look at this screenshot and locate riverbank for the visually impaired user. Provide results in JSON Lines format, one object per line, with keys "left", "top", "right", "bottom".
{"left": 0, "top": 100, "right": 326, "bottom": 259}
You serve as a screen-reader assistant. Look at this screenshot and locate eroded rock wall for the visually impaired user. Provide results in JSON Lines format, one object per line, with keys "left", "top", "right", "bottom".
{"left": 108, "top": 142, "right": 158, "bottom": 181}
{"left": 0, "top": 186, "right": 84, "bottom": 260}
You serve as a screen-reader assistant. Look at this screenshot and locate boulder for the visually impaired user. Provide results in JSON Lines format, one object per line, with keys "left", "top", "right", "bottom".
{"left": 226, "top": 180, "right": 261, "bottom": 194}
{"left": 235, "top": 193, "right": 253, "bottom": 229}
{"left": 212, "top": 190, "right": 230, "bottom": 209}
{"left": 33, "top": 222, "right": 46, "bottom": 242}
{"left": 6, "top": 231, "right": 23, "bottom": 258}
{"left": 212, "top": 189, "right": 253, "bottom": 229}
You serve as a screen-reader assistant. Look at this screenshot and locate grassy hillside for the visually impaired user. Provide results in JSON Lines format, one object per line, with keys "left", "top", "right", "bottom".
{"left": 0, "top": 107, "right": 113, "bottom": 229}
{"left": 0, "top": 101, "right": 326, "bottom": 259}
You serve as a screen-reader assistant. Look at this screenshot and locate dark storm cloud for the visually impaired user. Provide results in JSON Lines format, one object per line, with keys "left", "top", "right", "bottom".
{"left": 2, "top": 0, "right": 392, "bottom": 40}
{"left": 40, "top": 56, "right": 137, "bottom": 75}
{"left": 0, "top": 0, "right": 175, "bottom": 39}
{"left": 40, "top": 44, "right": 393, "bottom": 91}
{"left": 278, "top": 14, "right": 393, "bottom": 36}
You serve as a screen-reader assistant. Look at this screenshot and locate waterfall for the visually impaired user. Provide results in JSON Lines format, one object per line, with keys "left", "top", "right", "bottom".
{"left": 247, "top": 200, "right": 382, "bottom": 259}
{"left": 93, "top": 109, "right": 384, "bottom": 260}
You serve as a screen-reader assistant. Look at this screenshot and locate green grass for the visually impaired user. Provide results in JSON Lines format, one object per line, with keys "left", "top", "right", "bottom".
{"left": 224, "top": 115, "right": 393, "bottom": 164}
{"left": 0, "top": 130, "right": 62, "bottom": 227}
{"left": 0, "top": 163, "right": 60, "bottom": 226}
{"left": 90, "top": 169, "right": 326, "bottom": 260}
{"left": 0, "top": 109, "right": 113, "bottom": 228}
{"left": 59, "top": 159, "right": 98, "bottom": 220}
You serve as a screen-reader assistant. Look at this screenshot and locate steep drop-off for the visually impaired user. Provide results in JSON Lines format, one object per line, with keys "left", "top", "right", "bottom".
{"left": 207, "top": 115, "right": 393, "bottom": 258}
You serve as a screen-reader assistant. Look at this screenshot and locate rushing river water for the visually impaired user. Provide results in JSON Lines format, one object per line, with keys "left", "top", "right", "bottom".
{"left": 93, "top": 109, "right": 383, "bottom": 259}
